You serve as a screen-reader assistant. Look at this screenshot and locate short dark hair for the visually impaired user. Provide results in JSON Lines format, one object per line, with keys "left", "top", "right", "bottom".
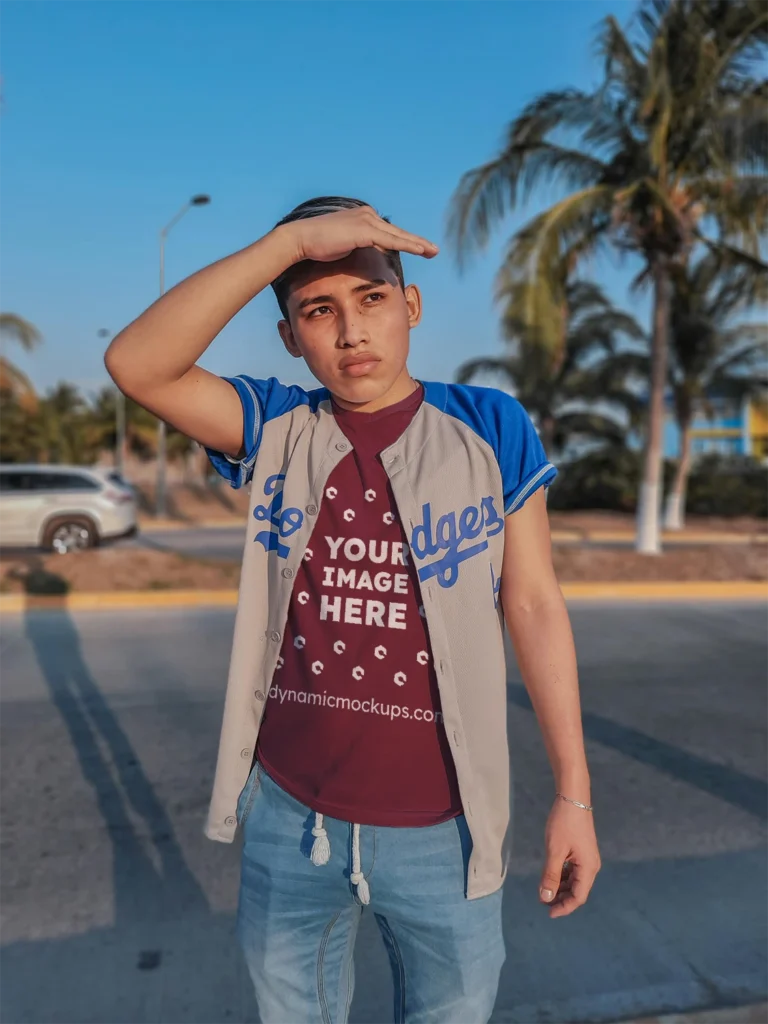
{"left": 270, "top": 196, "right": 405, "bottom": 319}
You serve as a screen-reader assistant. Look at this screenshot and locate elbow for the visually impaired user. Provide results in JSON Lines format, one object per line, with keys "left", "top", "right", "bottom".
{"left": 501, "top": 580, "right": 564, "bottom": 622}
{"left": 104, "top": 338, "right": 140, "bottom": 399}
{"left": 104, "top": 340, "right": 125, "bottom": 387}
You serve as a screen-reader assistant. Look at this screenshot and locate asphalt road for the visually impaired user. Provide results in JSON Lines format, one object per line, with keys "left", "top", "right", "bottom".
{"left": 131, "top": 526, "right": 246, "bottom": 562}
{"left": 128, "top": 525, "right": 768, "bottom": 564}
{"left": 1, "top": 604, "right": 766, "bottom": 1024}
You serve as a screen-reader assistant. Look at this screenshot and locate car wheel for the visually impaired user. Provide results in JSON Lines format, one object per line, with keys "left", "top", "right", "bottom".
{"left": 42, "top": 516, "right": 98, "bottom": 554}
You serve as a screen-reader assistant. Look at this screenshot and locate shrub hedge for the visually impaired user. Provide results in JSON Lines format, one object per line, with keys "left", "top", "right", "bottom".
{"left": 548, "top": 449, "right": 767, "bottom": 517}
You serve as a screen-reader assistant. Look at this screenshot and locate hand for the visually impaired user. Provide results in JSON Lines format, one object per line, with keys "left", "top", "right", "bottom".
{"left": 539, "top": 796, "right": 601, "bottom": 919}
{"left": 282, "top": 205, "right": 439, "bottom": 266}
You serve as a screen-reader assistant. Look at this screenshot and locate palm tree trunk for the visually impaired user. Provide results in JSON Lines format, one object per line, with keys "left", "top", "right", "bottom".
{"left": 636, "top": 262, "right": 670, "bottom": 554}
{"left": 663, "top": 415, "right": 692, "bottom": 531}
{"left": 540, "top": 415, "right": 556, "bottom": 459}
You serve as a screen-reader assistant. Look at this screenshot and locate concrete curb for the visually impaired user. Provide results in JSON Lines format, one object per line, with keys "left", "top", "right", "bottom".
{"left": 585, "top": 530, "right": 768, "bottom": 545}
{"left": 561, "top": 581, "right": 768, "bottom": 601}
{"left": 0, "top": 581, "right": 765, "bottom": 614}
{"left": 609, "top": 1001, "right": 767, "bottom": 1023}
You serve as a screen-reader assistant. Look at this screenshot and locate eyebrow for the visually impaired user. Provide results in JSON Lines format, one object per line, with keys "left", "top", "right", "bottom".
{"left": 297, "top": 279, "right": 389, "bottom": 311}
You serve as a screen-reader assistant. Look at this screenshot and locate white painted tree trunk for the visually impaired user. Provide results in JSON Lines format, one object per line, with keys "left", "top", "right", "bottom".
{"left": 663, "top": 421, "right": 692, "bottom": 531}
{"left": 636, "top": 264, "right": 671, "bottom": 555}
{"left": 663, "top": 491, "right": 684, "bottom": 531}
{"left": 636, "top": 481, "right": 662, "bottom": 553}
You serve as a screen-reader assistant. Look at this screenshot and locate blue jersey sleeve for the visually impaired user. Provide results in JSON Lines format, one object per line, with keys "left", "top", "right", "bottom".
{"left": 205, "top": 376, "right": 321, "bottom": 488}
{"left": 436, "top": 384, "right": 556, "bottom": 514}
{"left": 497, "top": 393, "right": 557, "bottom": 514}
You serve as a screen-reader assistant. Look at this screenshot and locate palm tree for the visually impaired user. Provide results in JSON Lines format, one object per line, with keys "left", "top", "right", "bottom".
{"left": 89, "top": 385, "right": 197, "bottom": 469}
{"left": 664, "top": 252, "right": 768, "bottom": 528}
{"left": 448, "top": 0, "right": 768, "bottom": 552}
{"left": 36, "top": 383, "right": 96, "bottom": 464}
{"left": 0, "top": 312, "right": 42, "bottom": 410}
{"left": 457, "top": 279, "right": 646, "bottom": 459}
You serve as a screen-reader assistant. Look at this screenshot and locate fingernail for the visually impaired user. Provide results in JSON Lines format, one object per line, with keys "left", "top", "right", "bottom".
{"left": 540, "top": 888, "right": 554, "bottom": 901}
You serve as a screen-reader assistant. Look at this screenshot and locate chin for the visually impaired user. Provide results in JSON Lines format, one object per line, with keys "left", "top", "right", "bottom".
{"left": 332, "top": 374, "right": 393, "bottom": 404}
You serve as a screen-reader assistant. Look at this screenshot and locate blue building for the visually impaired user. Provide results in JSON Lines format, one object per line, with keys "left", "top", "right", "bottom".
{"left": 663, "top": 391, "right": 768, "bottom": 460}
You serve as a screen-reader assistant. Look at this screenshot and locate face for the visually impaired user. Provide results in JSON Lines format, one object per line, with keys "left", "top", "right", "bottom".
{"left": 278, "top": 248, "right": 422, "bottom": 409}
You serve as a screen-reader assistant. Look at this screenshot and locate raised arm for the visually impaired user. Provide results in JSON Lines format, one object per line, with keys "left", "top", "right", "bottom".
{"left": 104, "top": 207, "right": 437, "bottom": 458}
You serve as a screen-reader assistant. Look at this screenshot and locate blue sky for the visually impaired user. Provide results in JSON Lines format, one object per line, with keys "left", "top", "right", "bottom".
{"left": 1, "top": 0, "right": 644, "bottom": 399}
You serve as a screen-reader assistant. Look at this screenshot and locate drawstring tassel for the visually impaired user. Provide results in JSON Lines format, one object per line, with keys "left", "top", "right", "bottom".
{"left": 311, "top": 812, "right": 331, "bottom": 866}
{"left": 350, "top": 823, "right": 371, "bottom": 904}
{"left": 310, "top": 813, "right": 370, "bottom": 905}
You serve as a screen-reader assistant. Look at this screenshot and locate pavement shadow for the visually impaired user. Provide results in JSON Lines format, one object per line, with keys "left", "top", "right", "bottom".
{"left": 508, "top": 683, "right": 768, "bottom": 821}
{"left": 0, "top": 609, "right": 256, "bottom": 1023}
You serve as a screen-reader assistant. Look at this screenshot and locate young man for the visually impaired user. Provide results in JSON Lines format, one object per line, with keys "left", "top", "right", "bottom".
{"left": 105, "top": 197, "right": 600, "bottom": 1024}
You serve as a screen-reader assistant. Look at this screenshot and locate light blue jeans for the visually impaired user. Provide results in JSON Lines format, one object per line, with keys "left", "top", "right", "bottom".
{"left": 236, "top": 761, "right": 505, "bottom": 1024}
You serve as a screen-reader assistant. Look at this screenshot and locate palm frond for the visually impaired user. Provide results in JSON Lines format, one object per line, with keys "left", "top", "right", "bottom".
{"left": 0, "top": 313, "right": 42, "bottom": 352}
{"left": 0, "top": 356, "right": 38, "bottom": 410}
{"left": 597, "top": 14, "right": 647, "bottom": 100}
{"left": 455, "top": 356, "right": 518, "bottom": 388}
{"left": 446, "top": 89, "right": 610, "bottom": 262}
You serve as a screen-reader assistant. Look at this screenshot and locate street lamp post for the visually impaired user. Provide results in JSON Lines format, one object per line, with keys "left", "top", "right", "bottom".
{"left": 156, "top": 193, "right": 210, "bottom": 518}
{"left": 97, "top": 328, "right": 126, "bottom": 476}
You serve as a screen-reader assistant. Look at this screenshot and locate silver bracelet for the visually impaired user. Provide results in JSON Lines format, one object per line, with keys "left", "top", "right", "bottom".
{"left": 557, "top": 792, "right": 593, "bottom": 812}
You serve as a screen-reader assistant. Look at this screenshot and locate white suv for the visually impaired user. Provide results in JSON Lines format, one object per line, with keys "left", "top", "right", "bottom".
{"left": 0, "top": 464, "right": 138, "bottom": 553}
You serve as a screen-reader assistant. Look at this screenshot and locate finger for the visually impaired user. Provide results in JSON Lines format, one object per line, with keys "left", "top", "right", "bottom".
{"left": 548, "top": 892, "right": 584, "bottom": 918}
{"left": 549, "top": 864, "right": 597, "bottom": 918}
{"left": 569, "top": 863, "right": 597, "bottom": 905}
{"left": 539, "top": 854, "right": 567, "bottom": 903}
{"left": 372, "top": 226, "right": 439, "bottom": 257}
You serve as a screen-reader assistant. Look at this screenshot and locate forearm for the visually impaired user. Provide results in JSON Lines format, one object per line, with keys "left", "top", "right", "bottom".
{"left": 105, "top": 225, "right": 296, "bottom": 397}
{"left": 504, "top": 592, "right": 590, "bottom": 801}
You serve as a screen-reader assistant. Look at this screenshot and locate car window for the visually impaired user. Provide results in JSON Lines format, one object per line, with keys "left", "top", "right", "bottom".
{"left": 0, "top": 471, "right": 100, "bottom": 492}
{"left": 0, "top": 472, "right": 46, "bottom": 492}
{"left": 37, "top": 473, "right": 100, "bottom": 492}
{"left": 0, "top": 472, "right": 27, "bottom": 492}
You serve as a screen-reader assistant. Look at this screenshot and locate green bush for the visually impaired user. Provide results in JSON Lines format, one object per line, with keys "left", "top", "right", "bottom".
{"left": 548, "top": 448, "right": 644, "bottom": 512}
{"left": 686, "top": 455, "right": 768, "bottom": 517}
{"left": 549, "top": 448, "right": 767, "bottom": 517}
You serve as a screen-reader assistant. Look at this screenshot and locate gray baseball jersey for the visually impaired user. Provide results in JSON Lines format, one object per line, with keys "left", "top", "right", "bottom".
{"left": 205, "top": 377, "right": 556, "bottom": 899}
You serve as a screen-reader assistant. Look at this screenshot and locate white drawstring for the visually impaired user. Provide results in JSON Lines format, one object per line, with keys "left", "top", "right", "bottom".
{"left": 310, "top": 812, "right": 370, "bottom": 904}
{"left": 310, "top": 812, "right": 331, "bottom": 865}
{"left": 350, "top": 822, "right": 370, "bottom": 904}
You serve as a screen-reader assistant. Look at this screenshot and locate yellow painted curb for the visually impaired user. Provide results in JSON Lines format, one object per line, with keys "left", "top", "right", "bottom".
{"left": 0, "top": 582, "right": 765, "bottom": 614}
{"left": 0, "top": 590, "right": 239, "bottom": 613}
{"left": 561, "top": 581, "right": 768, "bottom": 601}
{"left": 139, "top": 519, "right": 245, "bottom": 532}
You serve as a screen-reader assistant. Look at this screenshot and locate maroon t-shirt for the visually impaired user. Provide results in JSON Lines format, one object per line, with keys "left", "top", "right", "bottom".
{"left": 257, "top": 384, "right": 463, "bottom": 826}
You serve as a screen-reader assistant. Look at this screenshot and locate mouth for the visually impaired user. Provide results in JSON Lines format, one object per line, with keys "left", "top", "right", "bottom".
{"left": 339, "top": 354, "right": 381, "bottom": 377}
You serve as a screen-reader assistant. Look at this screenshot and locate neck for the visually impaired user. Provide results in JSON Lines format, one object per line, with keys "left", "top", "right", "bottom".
{"left": 332, "top": 369, "right": 418, "bottom": 413}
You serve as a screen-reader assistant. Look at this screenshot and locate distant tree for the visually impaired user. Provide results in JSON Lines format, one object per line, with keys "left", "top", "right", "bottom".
{"left": 36, "top": 383, "right": 99, "bottom": 465}
{"left": 0, "top": 391, "right": 42, "bottom": 462}
{"left": 449, "top": 0, "right": 768, "bottom": 552}
{"left": 457, "top": 279, "right": 646, "bottom": 459}
{"left": 87, "top": 386, "right": 197, "bottom": 468}
{"left": 664, "top": 252, "right": 768, "bottom": 528}
{"left": 0, "top": 312, "right": 41, "bottom": 410}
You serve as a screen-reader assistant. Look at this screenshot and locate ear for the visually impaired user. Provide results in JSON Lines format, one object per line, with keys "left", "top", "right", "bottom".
{"left": 404, "top": 284, "right": 422, "bottom": 328}
{"left": 278, "top": 318, "right": 302, "bottom": 359}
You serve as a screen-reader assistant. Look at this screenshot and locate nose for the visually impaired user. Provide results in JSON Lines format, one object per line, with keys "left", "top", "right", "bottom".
{"left": 338, "top": 310, "right": 370, "bottom": 348}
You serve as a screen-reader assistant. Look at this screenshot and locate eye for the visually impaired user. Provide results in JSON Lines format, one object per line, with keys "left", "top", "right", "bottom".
{"left": 308, "top": 305, "right": 332, "bottom": 318}
{"left": 364, "top": 292, "right": 385, "bottom": 303}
